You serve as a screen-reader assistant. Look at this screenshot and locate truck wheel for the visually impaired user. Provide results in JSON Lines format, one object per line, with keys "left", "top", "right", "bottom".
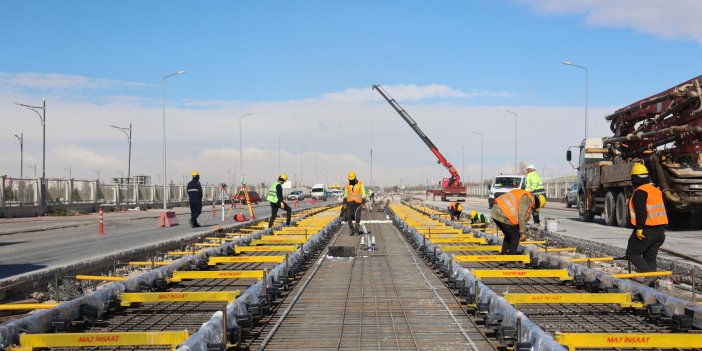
{"left": 578, "top": 194, "right": 594, "bottom": 222}
{"left": 615, "top": 193, "right": 630, "bottom": 228}
{"left": 603, "top": 192, "right": 617, "bottom": 226}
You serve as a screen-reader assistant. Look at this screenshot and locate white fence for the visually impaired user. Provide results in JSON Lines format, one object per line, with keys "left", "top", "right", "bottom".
{"left": 465, "top": 178, "right": 575, "bottom": 200}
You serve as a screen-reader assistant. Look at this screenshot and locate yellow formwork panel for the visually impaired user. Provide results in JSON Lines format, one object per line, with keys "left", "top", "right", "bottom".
{"left": 75, "top": 275, "right": 128, "bottom": 282}
{"left": 208, "top": 255, "right": 286, "bottom": 266}
{"left": 612, "top": 271, "right": 672, "bottom": 279}
{"left": 440, "top": 245, "right": 502, "bottom": 252}
{"left": 169, "top": 270, "right": 265, "bottom": 282}
{"left": 472, "top": 269, "right": 573, "bottom": 281}
{"left": 251, "top": 238, "right": 307, "bottom": 245}
{"left": 128, "top": 261, "right": 173, "bottom": 266}
{"left": 503, "top": 293, "right": 644, "bottom": 308}
{"left": 120, "top": 291, "right": 239, "bottom": 306}
{"left": 0, "top": 303, "right": 59, "bottom": 311}
{"left": 454, "top": 254, "right": 531, "bottom": 264}
{"left": 430, "top": 238, "right": 487, "bottom": 244}
{"left": 554, "top": 332, "right": 702, "bottom": 350}
{"left": 8, "top": 331, "right": 190, "bottom": 351}
{"left": 235, "top": 245, "right": 298, "bottom": 254}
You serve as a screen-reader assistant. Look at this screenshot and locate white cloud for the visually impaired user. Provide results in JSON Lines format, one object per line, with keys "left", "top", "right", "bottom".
{"left": 319, "top": 84, "right": 511, "bottom": 102}
{"left": 521, "top": 0, "right": 702, "bottom": 43}
{"left": 0, "top": 72, "right": 151, "bottom": 91}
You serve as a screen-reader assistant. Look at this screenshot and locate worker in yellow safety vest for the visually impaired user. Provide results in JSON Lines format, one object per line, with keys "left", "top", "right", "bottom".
{"left": 343, "top": 171, "right": 366, "bottom": 235}
{"left": 525, "top": 164, "right": 545, "bottom": 225}
{"left": 448, "top": 202, "right": 463, "bottom": 221}
{"left": 491, "top": 188, "right": 546, "bottom": 254}
{"left": 626, "top": 163, "right": 668, "bottom": 287}
{"left": 267, "top": 173, "right": 292, "bottom": 228}
{"left": 469, "top": 210, "right": 491, "bottom": 226}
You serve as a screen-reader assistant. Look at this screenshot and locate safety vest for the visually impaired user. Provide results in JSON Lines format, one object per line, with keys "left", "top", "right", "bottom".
{"left": 472, "top": 212, "right": 491, "bottom": 224}
{"left": 345, "top": 182, "right": 365, "bottom": 203}
{"left": 629, "top": 183, "right": 668, "bottom": 226}
{"left": 267, "top": 182, "right": 280, "bottom": 203}
{"left": 495, "top": 189, "right": 534, "bottom": 225}
{"left": 526, "top": 172, "right": 544, "bottom": 192}
{"left": 448, "top": 202, "right": 462, "bottom": 212}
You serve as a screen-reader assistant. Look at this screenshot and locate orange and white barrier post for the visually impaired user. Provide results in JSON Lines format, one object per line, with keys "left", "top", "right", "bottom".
{"left": 99, "top": 207, "right": 104, "bottom": 236}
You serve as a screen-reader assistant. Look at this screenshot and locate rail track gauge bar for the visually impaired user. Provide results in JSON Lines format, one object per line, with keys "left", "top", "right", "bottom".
{"left": 128, "top": 261, "right": 173, "bottom": 266}
{"left": 120, "top": 291, "right": 239, "bottom": 306}
{"left": 8, "top": 330, "right": 190, "bottom": 351}
{"left": 454, "top": 254, "right": 531, "bottom": 264}
{"left": 440, "top": 245, "right": 501, "bottom": 252}
{"left": 555, "top": 332, "right": 702, "bottom": 350}
{"left": 208, "top": 255, "right": 286, "bottom": 265}
{"left": 251, "top": 238, "right": 307, "bottom": 245}
{"left": 235, "top": 245, "right": 298, "bottom": 253}
{"left": 472, "top": 269, "right": 573, "bottom": 280}
{"left": 612, "top": 271, "right": 672, "bottom": 279}
{"left": 169, "top": 270, "right": 265, "bottom": 282}
{"left": 431, "top": 238, "right": 488, "bottom": 244}
{"left": 503, "top": 293, "right": 644, "bottom": 308}
{"left": 0, "top": 303, "right": 59, "bottom": 311}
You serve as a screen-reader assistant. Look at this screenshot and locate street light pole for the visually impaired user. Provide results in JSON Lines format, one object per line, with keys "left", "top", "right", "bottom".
{"left": 110, "top": 123, "right": 132, "bottom": 183}
{"left": 161, "top": 70, "right": 186, "bottom": 210}
{"left": 63, "top": 167, "right": 72, "bottom": 179}
{"left": 16, "top": 99, "right": 46, "bottom": 213}
{"left": 278, "top": 134, "right": 288, "bottom": 176}
{"left": 456, "top": 144, "right": 464, "bottom": 183}
{"left": 563, "top": 61, "right": 589, "bottom": 140}
{"left": 505, "top": 110, "right": 518, "bottom": 173}
{"left": 93, "top": 169, "right": 100, "bottom": 182}
{"left": 238, "top": 112, "right": 255, "bottom": 186}
{"left": 14, "top": 133, "right": 23, "bottom": 178}
{"left": 472, "top": 132, "right": 484, "bottom": 195}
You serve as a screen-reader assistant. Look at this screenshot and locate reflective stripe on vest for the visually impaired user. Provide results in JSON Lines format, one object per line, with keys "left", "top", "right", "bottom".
{"left": 495, "top": 189, "right": 533, "bottom": 225}
{"left": 628, "top": 183, "right": 669, "bottom": 226}
{"left": 267, "top": 182, "right": 279, "bottom": 203}
{"left": 346, "top": 182, "right": 363, "bottom": 203}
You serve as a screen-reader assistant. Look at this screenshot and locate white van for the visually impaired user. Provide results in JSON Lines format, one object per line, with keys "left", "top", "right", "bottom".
{"left": 311, "top": 184, "right": 326, "bottom": 201}
{"left": 488, "top": 175, "right": 526, "bottom": 209}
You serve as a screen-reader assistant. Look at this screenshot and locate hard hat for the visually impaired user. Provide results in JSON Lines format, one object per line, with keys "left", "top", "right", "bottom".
{"left": 527, "top": 164, "right": 536, "bottom": 170}
{"left": 348, "top": 171, "right": 356, "bottom": 180}
{"left": 631, "top": 163, "right": 648, "bottom": 176}
{"left": 535, "top": 194, "right": 547, "bottom": 209}
{"left": 470, "top": 210, "right": 477, "bottom": 217}
{"left": 192, "top": 171, "right": 199, "bottom": 177}
{"left": 279, "top": 173, "right": 288, "bottom": 182}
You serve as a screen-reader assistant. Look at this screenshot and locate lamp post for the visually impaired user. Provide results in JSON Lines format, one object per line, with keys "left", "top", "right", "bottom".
{"left": 456, "top": 144, "right": 464, "bottom": 183}
{"left": 14, "top": 133, "right": 23, "bottom": 178}
{"left": 563, "top": 61, "right": 589, "bottom": 139}
{"left": 161, "top": 70, "right": 186, "bottom": 209}
{"left": 110, "top": 123, "right": 132, "bottom": 184}
{"left": 472, "top": 131, "right": 484, "bottom": 196}
{"left": 93, "top": 169, "right": 100, "bottom": 182}
{"left": 278, "top": 134, "right": 288, "bottom": 176}
{"left": 63, "top": 167, "right": 72, "bottom": 179}
{"left": 16, "top": 99, "right": 46, "bottom": 213}
{"left": 504, "top": 110, "right": 518, "bottom": 173}
{"left": 238, "top": 112, "right": 255, "bottom": 186}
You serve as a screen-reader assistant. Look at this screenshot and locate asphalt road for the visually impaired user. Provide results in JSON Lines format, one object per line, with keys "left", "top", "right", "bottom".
{"left": 0, "top": 199, "right": 335, "bottom": 283}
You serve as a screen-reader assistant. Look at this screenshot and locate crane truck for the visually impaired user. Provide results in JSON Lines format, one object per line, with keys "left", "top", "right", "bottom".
{"left": 373, "top": 85, "right": 467, "bottom": 201}
{"left": 566, "top": 74, "right": 702, "bottom": 228}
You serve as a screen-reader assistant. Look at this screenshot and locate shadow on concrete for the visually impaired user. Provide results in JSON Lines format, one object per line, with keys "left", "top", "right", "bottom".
{"left": 0, "top": 264, "right": 47, "bottom": 279}
{"left": 0, "top": 241, "right": 28, "bottom": 247}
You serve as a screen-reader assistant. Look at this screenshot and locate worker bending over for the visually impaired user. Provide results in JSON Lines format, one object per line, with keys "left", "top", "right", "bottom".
{"left": 267, "top": 173, "right": 292, "bottom": 228}
{"left": 343, "top": 171, "right": 366, "bottom": 235}
{"left": 448, "top": 202, "right": 463, "bottom": 221}
{"left": 525, "top": 164, "right": 545, "bottom": 225}
{"left": 491, "top": 188, "right": 546, "bottom": 254}
{"left": 626, "top": 163, "right": 668, "bottom": 287}
{"left": 469, "top": 210, "right": 491, "bottom": 226}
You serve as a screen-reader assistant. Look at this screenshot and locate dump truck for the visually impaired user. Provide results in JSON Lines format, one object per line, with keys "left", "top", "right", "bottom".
{"left": 566, "top": 74, "right": 702, "bottom": 228}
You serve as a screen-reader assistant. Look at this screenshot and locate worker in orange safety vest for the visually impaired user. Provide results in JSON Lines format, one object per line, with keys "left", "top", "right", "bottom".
{"left": 490, "top": 188, "right": 546, "bottom": 254}
{"left": 448, "top": 202, "right": 463, "bottom": 221}
{"left": 343, "top": 171, "right": 366, "bottom": 235}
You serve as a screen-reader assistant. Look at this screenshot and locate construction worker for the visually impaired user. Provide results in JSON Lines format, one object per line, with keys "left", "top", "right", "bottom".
{"left": 525, "top": 164, "right": 545, "bottom": 225}
{"left": 491, "top": 188, "right": 546, "bottom": 254}
{"left": 469, "top": 210, "right": 491, "bottom": 226}
{"left": 626, "top": 163, "right": 668, "bottom": 287}
{"left": 187, "top": 171, "right": 203, "bottom": 228}
{"left": 448, "top": 202, "right": 463, "bottom": 221}
{"left": 343, "top": 171, "right": 366, "bottom": 235}
{"left": 267, "top": 173, "right": 292, "bottom": 228}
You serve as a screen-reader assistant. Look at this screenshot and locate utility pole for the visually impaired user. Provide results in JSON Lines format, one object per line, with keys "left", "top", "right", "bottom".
{"left": 14, "top": 133, "right": 23, "bottom": 178}
{"left": 110, "top": 123, "right": 132, "bottom": 183}
{"left": 16, "top": 99, "right": 46, "bottom": 213}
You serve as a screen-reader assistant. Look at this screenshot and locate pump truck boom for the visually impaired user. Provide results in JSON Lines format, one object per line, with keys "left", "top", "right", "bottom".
{"left": 373, "top": 84, "right": 467, "bottom": 201}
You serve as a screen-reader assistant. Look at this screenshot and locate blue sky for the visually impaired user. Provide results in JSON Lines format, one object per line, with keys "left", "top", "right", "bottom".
{"left": 1, "top": 1, "right": 701, "bottom": 185}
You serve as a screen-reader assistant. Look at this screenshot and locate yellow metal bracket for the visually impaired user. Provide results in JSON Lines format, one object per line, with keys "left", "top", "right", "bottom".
{"left": 75, "top": 275, "right": 127, "bottom": 282}
{"left": 440, "top": 245, "right": 502, "bottom": 252}
{"left": 555, "top": 332, "right": 702, "bottom": 350}
{"left": 612, "top": 271, "right": 673, "bottom": 279}
{"left": 454, "top": 254, "right": 531, "bottom": 264}
{"left": 568, "top": 257, "right": 614, "bottom": 263}
{"left": 235, "top": 245, "right": 298, "bottom": 254}
{"left": 538, "top": 247, "right": 577, "bottom": 253}
{"left": 8, "top": 331, "right": 189, "bottom": 351}
{"left": 120, "top": 291, "right": 239, "bottom": 306}
{"left": 169, "top": 270, "right": 265, "bottom": 282}
{"left": 208, "top": 255, "right": 286, "bottom": 266}
{"left": 503, "top": 293, "right": 643, "bottom": 308}
{"left": 128, "top": 261, "right": 173, "bottom": 266}
{"left": 472, "top": 269, "right": 573, "bottom": 281}
{"left": 430, "top": 238, "right": 488, "bottom": 244}
{"left": 0, "top": 303, "right": 59, "bottom": 311}
{"left": 251, "top": 238, "right": 307, "bottom": 245}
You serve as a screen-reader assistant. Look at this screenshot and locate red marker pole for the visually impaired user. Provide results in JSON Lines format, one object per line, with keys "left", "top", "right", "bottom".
{"left": 99, "top": 207, "right": 104, "bottom": 236}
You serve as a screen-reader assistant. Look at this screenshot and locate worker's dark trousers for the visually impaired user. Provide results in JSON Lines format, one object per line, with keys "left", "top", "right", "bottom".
{"left": 346, "top": 202, "right": 362, "bottom": 233}
{"left": 531, "top": 190, "right": 545, "bottom": 224}
{"left": 495, "top": 220, "right": 521, "bottom": 254}
{"left": 626, "top": 226, "right": 665, "bottom": 272}
{"left": 189, "top": 202, "right": 202, "bottom": 226}
{"left": 450, "top": 210, "right": 461, "bottom": 221}
{"left": 268, "top": 202, "right": 292, "bottom": 228}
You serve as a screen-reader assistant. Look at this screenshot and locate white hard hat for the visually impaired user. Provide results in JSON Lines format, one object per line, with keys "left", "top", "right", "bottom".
{"left": 527, "top": 164, "right": 536, "bottom": 170}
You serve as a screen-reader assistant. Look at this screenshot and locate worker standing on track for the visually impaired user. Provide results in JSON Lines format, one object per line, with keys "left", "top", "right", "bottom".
{"left": 469, "top": 210, "right": 491, "bottom": 226}
{"left": 267, "top": 173, "right": 292, "bottom": 228}
{"left": 187, "top": 171, "right": 203, "bottom": 228}
{"left": 525, "top": 164, "right": 545, "bottom": 225}
{"left": 626, "top": 163, "right": 668, "bottom": 287}
{"left": 491, "top": 188, "right": 546, "bottom": 254}
{"left": 448, "top": 202, "right": 463, "bottom": 221}
{"left": 343, "top": 171, "right": 366, "bottom": 235}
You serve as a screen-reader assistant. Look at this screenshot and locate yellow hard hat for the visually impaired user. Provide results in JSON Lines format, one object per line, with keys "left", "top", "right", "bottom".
{"left": 535, "top": 194, "right": 547, "bottom": 209}
{"left": 470, "top": 210, "right": 477, "bottom": 217}
{"left": 631, "top": 163, "right": 648, "bottom": 176}
{"left": 348, "top": 171, "right": 356, "bottom": 180}
{"left": 192, "top": 171, "right": 199, "bottom": 177}
{"left": 279, "top": 173, "right": 288, "bottom": 182}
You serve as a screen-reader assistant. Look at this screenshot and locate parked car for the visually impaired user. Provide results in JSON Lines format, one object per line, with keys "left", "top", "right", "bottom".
{"left": 488, "top": 175, "right": 526, "bottom": 209}
{"left": 311, "top": 184, "right": 326, "bottom": 201}
{"left": 565, "top": 183, "right": 579, "bottom": 208}
{"left": 234, "top": 190, "right": 261, "bottom": 204}
{"left": 287, "top": 190, "right": 305, "bottom": 201}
